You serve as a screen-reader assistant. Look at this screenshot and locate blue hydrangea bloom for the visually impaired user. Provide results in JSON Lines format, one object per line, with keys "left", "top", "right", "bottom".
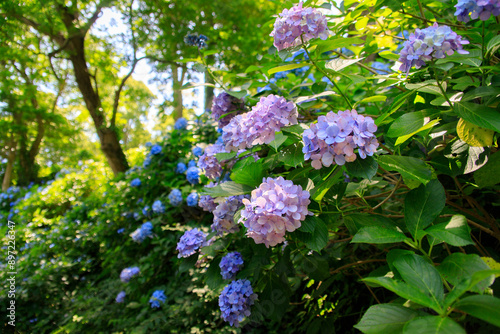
{"left": 186, "top": 166, "right": 200, "bottom": 184}
{"left": 219, "top": 279, "right": 257, "bottom": 327}
{"left": 152, "top": 200, "right": 165, "bottom": 214}
{"left": 174, "top": 118, "right": 188, "bottom": 130}
{"left": 220, "top": 252, "right": 244, "bottom": 280}
{"left": 116, "top": 291, "right": 126, "bottom": 303}
{"left": 184, "top": 33, "right": 208, "bottom": 48}
{"left": 133, "top": 212, "right": 140, "bottom": 220}
{"left": 187, "top": 192, "right": 199, "bottom": 207}
{"left": 120, "top": 266, "right": 140, "bottom": 282}
{"left": 177, "top": 228, "right": 208, "bottom": 258}
{"left": 192, "top": 146, "right": 203, "bottom": 157}
{"left": 150, "top": 144, "right": 162, "bottom": 155}
{"left": 130, "top": 222, "right": 154, "bottom": 243}
{"left": 117, "top": 228, "right": 125, "bottom": 234}
{"left": 149, "top": 290, "right": 167, "bottom": 308}
{"left": 145, "top": 141, "right": 153, "bottom": 147}
{"left": 142, "top": 205, "right": 151, "bottom": 217}
{"left": 455, "top": 0, "right": 500, "bottom": 22}
{"left": 176, "top": 162, "right": 187, "bottom": 173}
{"left": 130, "top": 178, "right": 141, "bottom": 187}
{"left": 188, "top": 160, "right": 197, "bottom": 168}
{"left": 168, "top": 189, "right": 183, "bottom": 206}
{"left": 143, "top": 154, "right": 152, "bottom": 168}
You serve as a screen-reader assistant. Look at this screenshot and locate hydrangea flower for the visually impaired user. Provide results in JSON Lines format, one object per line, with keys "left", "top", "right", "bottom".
{"left": 186, "top": 166, "right": 200, "bottom": 184}
{"left": 219, "top": 279, "right": 257, "bottom": 327}
{"left": 398, "top": 23, "right": 469, "bottom": 73}
{"left": 222, "top": 94, "right": 298, "bottom": 152}
{"left": 270, "top": 2, "right": 329, "bottom": 51}
{"left": 211, "top": 92, "right": 246, "bottom": 128}
{"left": 455, "top": 0, "right": 500, "bottom": 22}
{"left": 188, "top": 160, "right": 197, "bottom": 168}
{"left": 149, "top": 290, "right": 167, "bottom": 308}
{"left": 184, "top": 33, "right": 208, "bottom": 48}
{"left": 199, "top": 183, "right": 217, "bottom": 212}
{"left": 174, "top": 117, "right": 188, "bottom": 130}
{"left": 177, "top": 228, "right": 209, "bottom": 258}
{"left": 240, "top": 176, "right": 311, "bottom": 247}
{"left": 302, "top": 109, "right": 379, "bottom": 169}
{"left": 187, "top": 192, "right": 199, "bottom": 207}
{"left": 151, "top": 144, "right": 162, "bottom": 155}
{"left": 152, "top": 200, "right": 165, "bottom": 214}
{"left": 142, "top": 205, "right": 151, "bottom": 217}
{"left": 130, "top": 222, "right": 154, "bottom": 243}
{"left": 219, "top": 252, "right": 244, "bottom": 280}
{"left": 212, "top": 195, "right": 248, "bottom": 235}
{"left": 117, "top": 228, "right": 125, "bottom": 234}
{"left": 130, "top": 178, "right": 141, "bottom": 187}
{"left": 198, "top": 143, "right": 226, "bottom": 180}
{"left": 143, "top": 154, "right": 152, "bottom": 168}
{"left": 192, "top": 146, "right": 204, "bottom": 157}
{"left": 116, "top": 291, "right": 126, "bottom": 303}
{"left": 120, "top": 266, "right": 140, "bottom": 282}
{"left": 168, "top": 189, "right": 182, "bottom": 206}
{"left": 176, "top": 162, "right": 187, "bottom": 173}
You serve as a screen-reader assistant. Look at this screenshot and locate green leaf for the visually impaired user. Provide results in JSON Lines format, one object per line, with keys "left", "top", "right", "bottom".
{"left": 304, "top": 217, "right": 329, "bottom": 253}
{"left": 214, "top": 152, "right": 237, "bottom": 161}
{"left": 387, "top": 110, "right": 439, "bottom": 137}
{"left": 257, "top": 273, "right": 291, "bottom": 321}
{"left": 343, "top": 213, "right": 397, "bottom": 235}
{"left": 379, "top": 50, "right": 399, "bottom": 61}
{"left": 356, "top": 95, "right": 387, "bottom": 105}
{"left": 205, "top": 257, "right": 225, "bottom": 290}
{"left": 406, "top": 80, "right": 446, "bottom": 96}
{"left": 395, "top": 119, "right": 440, "bottom": 146}
{"left": 200, "top": 181, "right": 254, "bottom": 197}
{"left": 487, "top": 35, "right": 500, "bottom": 56}
{"left": 325, "top": 57, "right": 364, "bottom": 72}
{"left": 278, "top": 143, "right": 304, "bottom": 167}
{"left": 425, "top": 215, "right": 473, "bottom": 247}
{"left": 475, "top": 151, "right": 500, "bottom": 188}
{"left": 227, "top": 90, "right": 247, "bottom": 99}
{"left": 267, "top": 62, "right": 309, "bottom": 75}
{"left": 437, "top": 253, "right": 493, "bottom": 293}
{"left": 352, "top": 226, "right": 408, "bottom": 244}
{"left": 181, "top": 82, "right": 216, "bottom": 90}
{"left": 435, "top": 49, "right": 482, "bottom": 67}
{"left": 230, "top": 162, "right": 265, "bottom": 187}
{"left": 299, "top": 215, "right": 319, "bottom": 233}
{"left": 295, "top": 91, "right": 336, "bottom": 104}
{"left": 404, "top": 180, "right": 445, "bottom": 239}
{"left": 377, "top": 155, "right": 432, "bottom": 185}
{"left": 314, "top": 37, "right": 364, "bottom": 54}
{"left": 461, "top": 86, "right": 500, "bottom": 103}
{"left": 454, "top": 295, "right": 500, "bottom": 327}
{"left": 345, "top": 156, "right": 378, "bottom": 180}
{"left": 376, "top": 90, "right": 416, "bottom": 126}
{"left": 268, "top": 132, "right": 288, "bottom": 151}
{"left": 402, "top": 316, "right": 465, "bottom": 334}
{"left": 311, "top": 167, "right": 341, "bottom": 202}
{"left": 457, "top": 118, "right": 494, "bottom": 147}
{"left": 455, "top": 102, "right": 500, "bottom": 132}
{"left": 354, "top": 304, "right": 419, "bottom": 334}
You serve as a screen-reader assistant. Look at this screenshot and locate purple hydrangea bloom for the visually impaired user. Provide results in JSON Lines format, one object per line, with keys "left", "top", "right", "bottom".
{"left": 222, "top": 95, "right": 298, "bottom": 152}
{"left": 211, "top": 92, "right": 246, "bottom": 128}
{"left": 174, "top": 117, "right": 188, "bottom": 130}
{"left": 455, "top": 0, "right": 500, "bottom": 22}
{"left": 130, "top": 222, "right": 153, "bottom": 243}
{"left": 176, "top": 228, "right": 209, "bottom": 258}
{"left": 192, "top": 146, "right": 204, "bottom": 157}
{"left": 302, "top": 109, "right": 379, "bottom": 169}
{"left": 187, "top": 192, "right": 199, "bottom": 207}
{"left": 398, "top": 23, "right": 469, "bottom": 73}
{"left": 120, "top": 266, "right": 140, "bottom": 282}
{"left": 219, "top": 252, "right": 244, "bottom": 280}
{"left": 270, "top": 3, "right": 329, "bottom": 51}
{"left": 212, "top": 195, "right": 248, "bottom": 235}
{"left": 130, "top": 178, "right": 141, "bottom": 187}
{"left": 176, "top": 162, "right": 187, "bottom": 173}
{"left": 198, "top": 143, "right": 226, "bottom": 180}
{"left": 240, "top": 176, "right": 311, "bottom": 247}
{"left": 219, "top": 279, "right": 257, "bottom": 327}
{"left": 116, "top": 291, "right": 126, "bottom": 303}
{"left": 199, "top": 183, "right": 217, "bottom": 212}
{"left": 149, "top": 290, "right": 167, "bottom": 308}
{"left": 150, "top": 144, "right": 162, "bottom": 155}
{"left": 186, "top": 166, "right": 200, "bottom": 184}
{"left": 168, "top": 189, "right": 183, "bottom": 206}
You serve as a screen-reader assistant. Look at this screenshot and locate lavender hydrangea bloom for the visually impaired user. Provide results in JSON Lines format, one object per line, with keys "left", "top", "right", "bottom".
{"left": 198, "top": 143, "right": 226, "bottom": 180}
{"left": 130, "top": 222, "right": 153, "bottom": 243}
{"left": 212, "top": 195, "right": 248, "bottom": 235}
{"left": 186, "top": 166, "right": 200, "bottom": 184}
{"left": 219, "top": 252, "right": 244, "bottom": 280}
{"left": 120, "top": 266, "right": 140, "bottom": 282}
{"left": 219, "top": 279, "right": 257, "bottom": 327}
{"left": 149, "top": 290, "right": 167, "bottom": 308}
{"left": 130, "top": 178, "right": 141, "bottom": 187}
{"left": 199, "top": 183, "right": 217, "bottom": 212}
{"left": 211, "top": 92, "right": 246, "bottom": 128}
{"left": 192, "top": 146, "right": 204, "bottom": 157}
{"left": 398, "top": 23, "right": 469, "bottom": 73}
{"left": 174, "top": 118, "right": 188, "bottom": 130}
{"left": 187, "top": 192, "right": 199, "bottom": 207}
{"left": 168, "top": 189, "right": 183, "bottom": 206}
{"left": 240, "top": 176, "right": 311, "bottom": 247}
{"left": 176, "top": 228, "right": 208, "bottom": 258}
{"left": 270, "top": 2, "right": 329, "bottom": 51}
{"left": 152, "top": 200, "right": 165, "bottom": 214}
{"left": 222, "top": 95, "right": 298, "bottom": 152}
{"left": 150, "top": 144, "right": 162, "bottom": 155}
{"left": 176, "top": 162, "right": 187, "bottom": 173}
{"left": 455, "top": 0, "right": 500, "bottom": 22}
{"left": 302, "top": 109, "right": 379, "bottom": 169}
{"left": 115, "top": 291, "right": 126, "bottom": 303}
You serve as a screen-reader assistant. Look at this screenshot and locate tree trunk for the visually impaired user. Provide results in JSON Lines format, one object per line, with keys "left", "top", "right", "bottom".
{"left": 172, "top": 64, "right": 183, "bottom": 120}
{"left": 204, "top": 69, "right": 215, "bottom": 112}
{"left": 2, "top": 144, "right": 16, "bottom": 191}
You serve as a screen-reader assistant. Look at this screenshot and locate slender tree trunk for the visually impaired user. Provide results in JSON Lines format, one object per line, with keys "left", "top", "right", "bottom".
{"left": 172, "top": 64, "right": 183, "bottom": 120}
{"left": 204, "top": 69, "right": 215, "bottom": 112}
{"left": 2, "top": 143, "right": 16, "bottom": 191}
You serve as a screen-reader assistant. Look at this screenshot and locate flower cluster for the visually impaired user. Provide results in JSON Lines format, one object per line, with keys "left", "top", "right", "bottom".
{"left": 149, "top": 290, "right": 167, "bottom": 308}
{"left": 115, "top": 291, "right": 126, "bottom": 303}
{"left": 270, "top": 2, "right": 329, "bottom": 51}
{"left": 184, "top": 33, "right": 208, "bottom": 48}
{"left": 176, "top": 162, "right": 187, "bottom": 173}
{"left": 212, "top": 195, "right": 247, "bottom": 235}
{"left": 219, "top": 252, "right": 244, "bottom": 280}
{"left": 188, "top": 160, "right": 196, "bottom": 167}
{"left": 151, "top": 144, "right": 162, "bottom": 155}
{"left": 211, "top": 92, "right": 246, "bottom": 128}
{"left": 120, "top": 266, "right": 140, "bottom": 282}
{"left": 168, "top": 189, "right": 182, "bottom": 206}
{"left": 152, "top": 200, "right": 165, "bottom": 214}
{"left": 240, "top": 176, "right": 311, "bottom": 247}
{"left": 177, "top": 228, "right": 208, "bottom": 258}
{"left": 197, "top": 143, "right": 226, "bottom": 180}
{"left": 398, "top": 23, "right": 469, "bottom": 73}
{"left": 130, "top": 178, "right": 141, "bottom": 187}
{"left": 219, "top": 279, "right": 257, "bottom": 327}
{"left": 174, "top": 117, "right": 188, "bottom": 130}
{"left": 192, "top": 146, "right": 203, "bottom": 157}
{"left": 222, "top": 94, "right": 298, "bottom": 152}
{"left": 455, "top": 0, "right": 500, "bottom": 22}
{"left": 130, "top": 222, "right": 153, "bottom": 243}
{"left": 187, "top": 192, "right": 199, "bottom": 207}
{"left": 302, "top": 109, "right": 379, "bottom": 169}
{"left": 198, "top": 183, "right": 217, "bottom": 212}
{"left": 186, "top": 166, "right": 200, "bottom": 184}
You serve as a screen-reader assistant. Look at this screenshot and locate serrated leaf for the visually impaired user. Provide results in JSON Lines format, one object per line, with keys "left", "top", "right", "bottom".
{"left": 454, "top": 295, "right": 500, "bottom": 327}
{"left": 455, "top": 102, "right": 500, "bottom": 132}
{"left": 227, "top": 90, "right": 247, "bottom": 99}
{"left": 352, "top": 226, "right": 408, "bottom": 244}
{"left": 200, "top": 181, "right": 254, "bottom": 197}
{"left": 379, "top": 50, "right": 399, "bottom": 61}
{"left": 314, "top": 37, "right": 364, "bottom": 54}
{"left": 325, "top": 57, "right": 364, "bottom": 72}
{"left": 474, "top": 151, "right": 500, "bottom": 188}
{"left": 230, "top": 162, "right": 265, "bottom": 187}
{"left": 402, "top": 316, "right": 465, "bottom": 334}
{"left": 267, "top": 62, "right": 309, "bottom": 75}
{"left": 268, "top": 132, "right": 288, "bottom": 151}
{"left": 305, "top": 217, "right": 328, "bottom": 252}
{"left": 437, "top": 253, "right": 494, "bottom": 293}
{"left": 387, "top": 111, "right": 439, "bottom": 137}
{"left": 457, "top": 118, "right": 494, "bottom": 147}
{"left": 487, "top": 35, "right": 500, "bottom": 56}
{"left": 354, "top": 304, "right": 419, "bottom": 334}
{"left": 406, "top": 81, "right": 446, "bottom": 96}
{"left": 215, "top": 152, "right": 237, "bottom": 161}
{"left": 425, "top": 215, "right": 473, "bottom": 247}
{"left": 295, "top": 91, "right": 336, "bottom": 104}
{"left": 377, "top": 155, "right": 432, "bottom": 184}
{"left": 345, "top": 156, "right": 378, "bottom": 180}
{"left": 356, "top": 95, "right": 387, "bottom": 105}
{"left": 278, "top": 143, "right": 304, "bottom": 167}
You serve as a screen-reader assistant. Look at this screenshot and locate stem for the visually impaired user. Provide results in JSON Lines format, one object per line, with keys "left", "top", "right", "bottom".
{"left": 198, "top": 49, "right": 228, "bottom": 92}
{"left": 300, "top": 36, "right": 353, "bottom": 109}
{"left": 433, "top": 66, "right": 454, "bottom": 111}
{"left": 417, "top": 0, "right": 426, "bottom": 22}
{"left": 481, "top": 22, "right": 486, "bottom": 88}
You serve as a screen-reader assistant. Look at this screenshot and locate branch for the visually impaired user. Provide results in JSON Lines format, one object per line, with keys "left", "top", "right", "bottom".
{"left": 81, "top": 0, "right": 115, "bottom": 33}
